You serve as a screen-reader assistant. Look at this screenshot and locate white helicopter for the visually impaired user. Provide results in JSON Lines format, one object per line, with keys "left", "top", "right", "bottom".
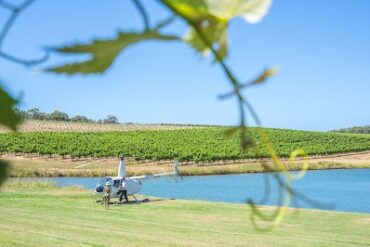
{"left": 94, "top": 157, "right": 181, "bottom": 202}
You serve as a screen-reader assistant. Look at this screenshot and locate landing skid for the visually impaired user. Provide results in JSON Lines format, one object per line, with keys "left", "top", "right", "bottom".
{"left": 96, "top": 197, "right": 150, "bottom": 205}
{"left": 132, "top": 194, "right": 139, "bottom": 203}
{"left": 116, "top": 197, "right": 149, "bottom": 205}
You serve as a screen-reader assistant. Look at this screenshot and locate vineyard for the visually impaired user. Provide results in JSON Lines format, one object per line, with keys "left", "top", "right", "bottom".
{"left": 1, "top": 127, "right": 370, "bottom": 162}
{"left": 0, "top": 120, "right": 203, "bottom": 133}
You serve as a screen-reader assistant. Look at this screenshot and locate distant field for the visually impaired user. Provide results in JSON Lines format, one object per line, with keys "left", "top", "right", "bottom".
{"left": 0, "top": 120, "right": 203, "bottom": 132}
{"left": 1, "top": 127, "right": 370, "bottom": 162}
{"left": 0, "top": 184, "right": 369, "bottom": 246}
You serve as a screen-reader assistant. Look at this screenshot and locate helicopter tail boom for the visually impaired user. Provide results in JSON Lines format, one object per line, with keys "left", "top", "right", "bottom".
{"left": 131, "top": 161, "right": 181, "bottom": 181}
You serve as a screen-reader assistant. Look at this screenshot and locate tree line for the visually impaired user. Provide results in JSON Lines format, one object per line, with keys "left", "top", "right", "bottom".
{"left": 15, "top": 108, "right": 119, "bottom": 124}
{"left": 332, "top": 126, "right": 370, "bottom": 134}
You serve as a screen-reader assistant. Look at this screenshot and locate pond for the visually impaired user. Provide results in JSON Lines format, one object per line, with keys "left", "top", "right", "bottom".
{"left": 48, "top": 168, "right": 370, "bottom": 213}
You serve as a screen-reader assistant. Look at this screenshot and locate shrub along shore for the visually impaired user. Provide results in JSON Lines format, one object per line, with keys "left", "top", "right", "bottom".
{"left": 6, "top": 156, "right": 370, "bottom": 177}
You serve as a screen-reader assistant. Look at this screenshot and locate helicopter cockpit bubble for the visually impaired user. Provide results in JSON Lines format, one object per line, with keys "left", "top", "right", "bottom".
{"left": 95, "top": 177, "right": 112, "bottom": 193}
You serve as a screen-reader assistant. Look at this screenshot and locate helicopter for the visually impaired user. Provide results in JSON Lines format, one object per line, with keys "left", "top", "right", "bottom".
{"left": 94, "top": 156, "right": 181, "bottom": 202}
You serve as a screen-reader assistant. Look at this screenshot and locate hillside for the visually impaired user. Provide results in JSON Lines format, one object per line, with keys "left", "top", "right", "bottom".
{"left": 1, "top": 126, "right": 370, "bottom": 162}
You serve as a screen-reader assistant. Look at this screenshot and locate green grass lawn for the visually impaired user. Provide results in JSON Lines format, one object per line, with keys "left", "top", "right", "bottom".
{"left": 0, "top": 185, "right": 369, "bottom": 246}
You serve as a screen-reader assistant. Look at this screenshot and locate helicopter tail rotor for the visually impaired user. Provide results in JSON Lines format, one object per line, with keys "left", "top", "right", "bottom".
{"left": 173, "top": 161, "right": 183, "bottom": 181}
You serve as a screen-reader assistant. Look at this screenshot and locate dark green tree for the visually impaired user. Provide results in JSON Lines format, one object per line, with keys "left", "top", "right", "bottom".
{"left": 26, "top": 108, "right": 48, "bottom": 120}
{"left": 70, "top": 115, "right": 93, "bottom": 123}
{"left": 103, "top": 115, "right": 119, "bottom": 124}
{"left": 14, "top": 108, "right": 27, "bottom": 119}
{"left": 47, "top": 110, "right": 69, "bottom": 121}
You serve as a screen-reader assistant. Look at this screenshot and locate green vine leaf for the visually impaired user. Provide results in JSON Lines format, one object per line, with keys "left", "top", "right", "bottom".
{"left": 47, "top": 30, "right": 179, "bottom": 74}
{"left": 251, "top": 67, "right": 278, "bottom": 84}
{"left": 0, "top": 86, "right": 21, "bottom": 131}
{"left": 206, "top": 0, "right": 273, "bottom": 23}
{"left": 163, "top": 0, "right": 272, "bottom": 59}
{"left": 185, "top": 19, "right": 228, "bottom": 59}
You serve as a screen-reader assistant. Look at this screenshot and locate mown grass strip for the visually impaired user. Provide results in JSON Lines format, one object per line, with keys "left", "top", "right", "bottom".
{"left": 0, "top": 186, "right": 369, "bottom": 246}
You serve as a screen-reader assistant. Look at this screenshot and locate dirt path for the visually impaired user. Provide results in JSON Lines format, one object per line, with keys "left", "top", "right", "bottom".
{"left": 306, "top": 151, "right": 370, "bottom": 165}
{"left": 4, "top": 150, "right": 370, "bottom": 166}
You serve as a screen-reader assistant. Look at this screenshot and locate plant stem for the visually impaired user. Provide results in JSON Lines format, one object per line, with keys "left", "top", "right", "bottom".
{"left": 132, "top": 0, "right": 150, "bottom": 30}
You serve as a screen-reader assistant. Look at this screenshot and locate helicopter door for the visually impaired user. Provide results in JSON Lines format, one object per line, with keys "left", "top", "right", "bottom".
{"left": 112, "top": 179, "right": 121, "bottom": 196}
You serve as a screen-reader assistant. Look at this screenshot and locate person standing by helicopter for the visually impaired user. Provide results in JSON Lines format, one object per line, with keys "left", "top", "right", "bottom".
{"left": 118, "top": 178, "right": 129, "bottom": 203}
{"left": 103, "top": 181, "right": 111, "bottom": 209}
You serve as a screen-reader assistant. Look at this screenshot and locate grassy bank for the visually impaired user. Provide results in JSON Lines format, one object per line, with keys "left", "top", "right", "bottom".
{"left": 0, "top": 183, "right": 369, "bottom": 246}
{"left": 6, "top": 157, "right": 370, "bottom": 177}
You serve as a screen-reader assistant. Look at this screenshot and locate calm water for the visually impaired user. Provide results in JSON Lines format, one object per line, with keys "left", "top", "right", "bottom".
{"left": 48, "top": 169, "right": 370, "bottom": 213}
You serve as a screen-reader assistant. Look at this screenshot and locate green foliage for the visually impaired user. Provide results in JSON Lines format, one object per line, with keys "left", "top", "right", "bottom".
{"left": 164, "top": 0, "right": 228, "bottom": 58}
{"left": 69, "top": 115, "right": 94, "bottom": 123}
{"left": 251, "top": 67, "right": 277, "bottom": 84}
{"left": 25, "top": 108, "right": 48, "bottom": 120}
{"left": 181, "top": 0, "right": 273, "bottom": 23}
{"left": 0, "top": 160, "right": 9, "bottom": 186}
{"left": 0, "top": 86, "right": 21, "bottom": 131}
{"left": 163, "top": 0, "right": 272, "bottom": 59}
{"left": 185, "top": 19, "right": 228, "bottom": 59}
{"left": 15, "top": 108, "right": 109, "bottom": 123}
{"left": 103, "top": 115, "right": 119, "bottom": 124}
{"left": 47, "top": 30, "right": 179, "bottom": 74}
{"left": 1, "top": 128, "right": 370, "bottom": 162}
{"left": 0, "top": 86, "right": 21, "bottom": 186}
{"left": 48, "top": 110, "right": 69, "bottom": 121}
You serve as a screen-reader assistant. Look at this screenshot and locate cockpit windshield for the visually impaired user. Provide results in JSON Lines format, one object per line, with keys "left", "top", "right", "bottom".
{"left": 97, "top": 177, "right": 112, "bottom": 187}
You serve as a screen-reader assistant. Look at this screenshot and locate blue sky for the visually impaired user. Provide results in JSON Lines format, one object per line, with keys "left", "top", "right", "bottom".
{"left": 0, "top": 0, "right": 369, "bottom": 131}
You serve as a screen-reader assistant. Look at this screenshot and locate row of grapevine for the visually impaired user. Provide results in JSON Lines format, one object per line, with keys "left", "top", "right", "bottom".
{"left": 1, "top": 128, "right": 370, "bottom": 162}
